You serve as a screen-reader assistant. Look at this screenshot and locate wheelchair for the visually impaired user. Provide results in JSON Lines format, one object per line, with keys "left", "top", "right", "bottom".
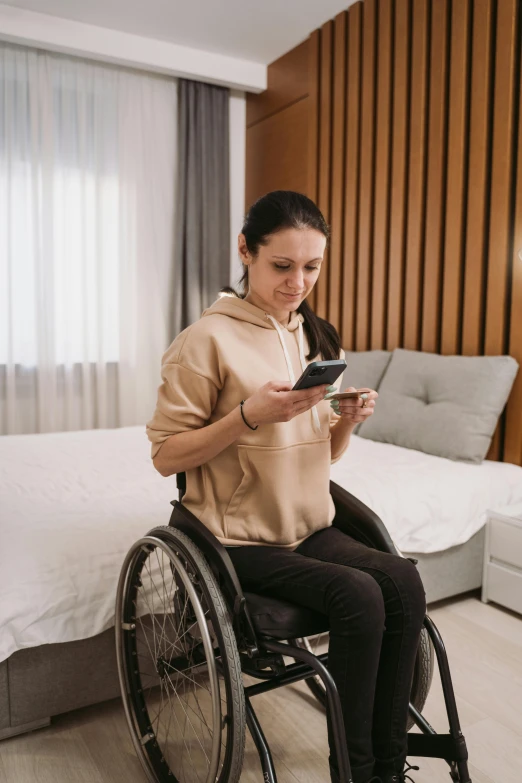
{"left": 115, "top": 473, "right": 472, "bottom": 783}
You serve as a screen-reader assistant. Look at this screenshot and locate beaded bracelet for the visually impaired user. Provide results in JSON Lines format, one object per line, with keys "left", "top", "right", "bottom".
{"left": 239, "top": 400, "right": 258, "bottom": 430}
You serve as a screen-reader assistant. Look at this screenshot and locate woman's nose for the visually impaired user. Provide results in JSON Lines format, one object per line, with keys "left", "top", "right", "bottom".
{"left": 288, "top": 275, "right": 304, "bottom": 289}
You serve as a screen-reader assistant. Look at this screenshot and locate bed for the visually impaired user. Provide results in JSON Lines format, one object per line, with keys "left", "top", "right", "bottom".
{"left": 1, "top": 424, "right": 522, "bottom": 739}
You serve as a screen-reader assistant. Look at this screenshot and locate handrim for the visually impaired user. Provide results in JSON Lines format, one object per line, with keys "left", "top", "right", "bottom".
{"left": 115, "top": 534, "right": 222, "bottom": 783}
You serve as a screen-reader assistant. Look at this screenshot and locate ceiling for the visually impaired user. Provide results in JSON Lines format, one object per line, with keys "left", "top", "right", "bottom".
{"left": 3, "top": 0, "right": 357, "bottom": 64}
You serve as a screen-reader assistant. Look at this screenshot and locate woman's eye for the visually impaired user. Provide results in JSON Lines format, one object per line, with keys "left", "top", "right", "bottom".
{"left": 275, "top": 264, "right": 319, "bottom": 271}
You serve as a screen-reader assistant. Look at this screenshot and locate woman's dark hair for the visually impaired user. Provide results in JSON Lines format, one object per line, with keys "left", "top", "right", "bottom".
{"left": 219, "top": 190, "right": 342, "bottom": 362}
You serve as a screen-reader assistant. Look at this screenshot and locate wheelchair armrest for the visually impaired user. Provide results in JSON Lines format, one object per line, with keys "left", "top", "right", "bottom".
{"left": 329, "top": 480, "right": 398, "bottom": 556}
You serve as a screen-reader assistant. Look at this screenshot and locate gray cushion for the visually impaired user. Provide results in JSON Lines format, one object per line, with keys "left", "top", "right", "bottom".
{"left": 340, "top": 350, "right": 392, "bottom": 393}
{"left": 357, "top": 348, "right": 519, "bottom": 463}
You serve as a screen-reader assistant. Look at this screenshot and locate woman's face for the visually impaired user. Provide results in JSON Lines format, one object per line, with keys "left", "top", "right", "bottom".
{"left": 238, "top": 227, "right": 326, "bottom": 325}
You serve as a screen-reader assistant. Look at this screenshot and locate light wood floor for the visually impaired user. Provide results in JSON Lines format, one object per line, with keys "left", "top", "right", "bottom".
{"left": 0, "top": 594, "right": 521, "bottom": 783}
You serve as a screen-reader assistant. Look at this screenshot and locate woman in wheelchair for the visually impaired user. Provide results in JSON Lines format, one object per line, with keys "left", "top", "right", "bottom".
{"left": 126, "top": 191, "right": 467, "bottom": 783}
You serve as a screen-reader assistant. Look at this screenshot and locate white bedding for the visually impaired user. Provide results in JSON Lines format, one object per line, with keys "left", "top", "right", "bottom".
{"left": 331, "top": 436, "right": 522, "bottom": 553}
{"left": 1, "top": 426, "right": 522, "bottom": 663}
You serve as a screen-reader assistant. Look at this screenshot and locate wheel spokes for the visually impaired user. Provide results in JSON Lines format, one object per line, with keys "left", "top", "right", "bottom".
{"left": 129, "top": 542, "right": 223, "bottom": 783}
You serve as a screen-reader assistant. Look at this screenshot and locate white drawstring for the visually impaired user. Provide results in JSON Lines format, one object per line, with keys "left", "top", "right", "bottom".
{"left": 264, "top": 314, "right": 322, "bottom": 435}
{"left": 298, "top": 319, "right": 322, "bottom": 434}
{"left": 265, "top": 314, "right": 296, "bottom": 384}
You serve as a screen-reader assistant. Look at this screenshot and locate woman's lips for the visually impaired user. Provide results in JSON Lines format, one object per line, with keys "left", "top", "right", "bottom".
{"left": 281, "top": 292, "right": 302, "bottom": 299}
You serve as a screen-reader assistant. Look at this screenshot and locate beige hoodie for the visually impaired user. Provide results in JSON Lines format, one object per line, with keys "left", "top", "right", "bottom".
{"left": 146, "top": 295, "right": 348, "bottom": 549}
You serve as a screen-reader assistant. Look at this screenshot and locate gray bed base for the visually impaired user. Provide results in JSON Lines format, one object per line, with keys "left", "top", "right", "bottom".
{"left": 0, "top": 527, "right": 485, "bottom": 740}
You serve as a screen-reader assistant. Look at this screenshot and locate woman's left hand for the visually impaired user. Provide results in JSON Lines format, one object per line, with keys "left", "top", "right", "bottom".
{"left": 326, "top": 386, "right": 378, "bottom": 424}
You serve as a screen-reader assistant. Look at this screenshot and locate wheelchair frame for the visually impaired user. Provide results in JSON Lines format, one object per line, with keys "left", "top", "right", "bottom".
{"left": 171, "top": 472, "right": 472, "bottom": 783}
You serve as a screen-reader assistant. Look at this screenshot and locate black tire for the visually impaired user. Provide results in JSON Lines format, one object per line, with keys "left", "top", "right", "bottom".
{"left": 116, "top": 526, "right": 245, "bottom": 783}
{"left": 408, "top": 624, "right": 435, "bottom": 730}
{"left": 292, "top": 626, "right": 435, "bottom": 731}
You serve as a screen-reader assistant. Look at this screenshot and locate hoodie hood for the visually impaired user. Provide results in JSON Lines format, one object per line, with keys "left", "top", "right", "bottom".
{"left": 201, "top": 294, "right": 304, "bottom": 330}
{"left": 201, "top": 294, "right": 322, "bottom": 434}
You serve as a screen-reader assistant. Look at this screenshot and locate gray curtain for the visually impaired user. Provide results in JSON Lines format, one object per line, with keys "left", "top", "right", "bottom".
{"left": 171, "top": 79, "right": 231, "bottom": 339}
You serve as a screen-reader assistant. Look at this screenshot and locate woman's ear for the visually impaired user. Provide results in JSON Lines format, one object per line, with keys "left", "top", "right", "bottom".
{"left": 237, "top": 233, "right": 250, "bottom": 265}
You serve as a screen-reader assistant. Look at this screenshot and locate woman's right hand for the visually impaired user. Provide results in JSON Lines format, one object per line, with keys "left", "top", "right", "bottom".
{"left": 242, "top": 381, "right": 329, "bottom": 427}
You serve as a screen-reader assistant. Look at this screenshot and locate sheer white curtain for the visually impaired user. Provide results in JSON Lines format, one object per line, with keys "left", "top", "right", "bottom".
{"left": 0, "top": 43, "right": 177, "bottom": 434}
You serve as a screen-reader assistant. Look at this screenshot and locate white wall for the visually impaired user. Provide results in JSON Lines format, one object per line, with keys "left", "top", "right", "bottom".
{"left": 0, "top": 3, "right": 266, "bottom": 92}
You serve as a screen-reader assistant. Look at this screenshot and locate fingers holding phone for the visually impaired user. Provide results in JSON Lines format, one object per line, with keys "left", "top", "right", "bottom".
{"left": 289, "top": 383, "right": 332, "bottom": 415}
{"left": 241, "top": 358, "right": 351, "bottom": 427}
{"left": 242, "top": 380, "right": 329, "bottom": 427}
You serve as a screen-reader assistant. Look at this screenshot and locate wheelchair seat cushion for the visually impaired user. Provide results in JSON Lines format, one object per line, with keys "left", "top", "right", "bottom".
{"left": 244, "top": 591, "right": 329, "bottom": 640}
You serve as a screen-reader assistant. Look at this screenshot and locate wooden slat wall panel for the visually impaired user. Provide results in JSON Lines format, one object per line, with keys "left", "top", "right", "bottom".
{"left": 341, "top": 2, "right": 362, "bottom": 351}
{"left": 308, "top": 30, "right": 320, "bottom": 314}
{"left": 386, "top": 0, "right": 410, "bottom": 351}
{"left": 329, "top": 12, "right": 348, "bottom": 330}
{"left": 245, "top": 38, "right": 311, "bottom": 211}
{"left": 246, "top": 40, "right": 310, "bottom": 127}
{"left": 307, "top": 31, "right": 320, "bottom": 205}
{"left": 403, "top": 0, "right": 429, "bottom": 351}
{"left": 441, "top": 0, "right": 470, "bottom": 356}
{"left": 245, "top": 100, "right": 310, "bottom": 209}
{"left": 355, "top": 0, "right": 377, "bottom": 350}
{"left": 484, "top": 0, "right": 518, "bottom": 356}
{"left": 245, "top": 0, "right": 522, "bottom": 463}
{"left": 485, "top": 0, "right": 519, "bottom": 461}
{"left": 461, "top": 0, "right": 493, "bottom": 356}
{"left": 370, "top": 0, "right": 392, "bottom": 349}
{"left": 315, "top": 20, "right": 334, "bottom": 321}
{"left": 505, "top": 64, "right": 522, "bottom": 465}
{"left": 421, "top": 0, "right": 449, "bottom": 354}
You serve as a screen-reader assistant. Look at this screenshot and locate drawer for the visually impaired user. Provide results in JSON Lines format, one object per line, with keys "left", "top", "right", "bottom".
{"left": 484, "top": 562, "right": 522, "bottom": 616}
{"left": 488, "top": 517, "right": 522, "bottom": 569}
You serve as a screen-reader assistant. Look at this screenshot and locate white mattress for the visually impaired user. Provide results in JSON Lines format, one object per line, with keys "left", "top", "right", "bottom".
{"left": 1, "top": 426, "right": 522, "bottom": 663}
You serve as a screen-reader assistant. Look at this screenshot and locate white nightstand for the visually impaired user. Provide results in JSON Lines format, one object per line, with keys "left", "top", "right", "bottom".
{"left": 482, "top": 507, "right": 522, "bottom": 615}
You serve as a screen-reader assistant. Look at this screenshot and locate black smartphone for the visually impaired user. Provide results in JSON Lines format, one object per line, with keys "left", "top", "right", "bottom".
{"left": 292, "top": 360, "right": 347, "bottom": 391}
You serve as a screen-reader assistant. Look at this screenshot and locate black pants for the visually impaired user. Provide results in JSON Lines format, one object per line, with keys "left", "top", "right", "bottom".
{"left": 226, "top": 523, "right": 426, "bottom": 783}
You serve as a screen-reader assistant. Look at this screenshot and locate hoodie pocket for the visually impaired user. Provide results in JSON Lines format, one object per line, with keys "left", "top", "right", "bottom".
{"left": 224, "top": 438, "right": 334, "bottom": 546}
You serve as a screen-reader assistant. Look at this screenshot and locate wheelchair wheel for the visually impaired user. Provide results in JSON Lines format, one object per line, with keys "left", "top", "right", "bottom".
{"left": 115, "top": 525, "right": 245, "bottom": 783}
{"left": 291, "top": 626, "right": 435, "bottom": 730}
